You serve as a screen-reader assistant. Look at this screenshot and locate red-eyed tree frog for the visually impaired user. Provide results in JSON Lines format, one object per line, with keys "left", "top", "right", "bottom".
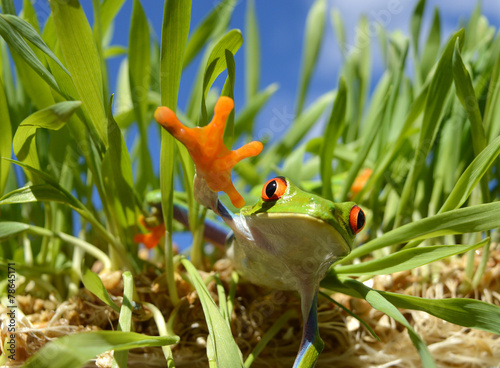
{"left": 154, "top": 97, "right": 365, "bottom": 368}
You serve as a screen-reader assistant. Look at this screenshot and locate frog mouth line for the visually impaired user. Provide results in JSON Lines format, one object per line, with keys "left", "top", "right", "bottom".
{"left": 253, "top": 212, "right": 351, "bottom": 254}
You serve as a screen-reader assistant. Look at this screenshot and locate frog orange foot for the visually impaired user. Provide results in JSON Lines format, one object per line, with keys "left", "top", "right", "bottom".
{"left": 155, "top": 97, "right": 263, "bottom": 208}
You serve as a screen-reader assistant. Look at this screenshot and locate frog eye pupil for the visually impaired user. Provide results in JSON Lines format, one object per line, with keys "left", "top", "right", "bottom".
{"left": 357, "top": 209, "right": 365, "bottom": 230}
{"left": 266, "top": 180, "right": 277, "bottom": 198}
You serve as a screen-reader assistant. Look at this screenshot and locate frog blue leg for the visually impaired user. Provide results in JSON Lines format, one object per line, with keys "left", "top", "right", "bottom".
{"left": 293, "top": 292, "right": 323, "bottom": 368}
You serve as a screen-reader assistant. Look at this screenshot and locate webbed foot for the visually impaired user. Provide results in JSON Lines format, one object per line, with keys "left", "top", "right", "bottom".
{"left": 155, "top": 97, "right": 263, "bottom": 208}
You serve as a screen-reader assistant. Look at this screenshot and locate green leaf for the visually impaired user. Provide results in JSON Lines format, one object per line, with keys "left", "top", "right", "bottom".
{"left": 181, "top": 258, "right": 244, "bottom": 367}
{"left": 12, "top": 101, "right": 81, "bottom": 168}
{"left": 50, "top": 0, "right": 107, "bottom": 147}
{"left": 331, "top": 9, "right": 346, "bottom": 59}
{"left": 410, "top": 0, "right": 426, "bottom": 57}
{"left": 344, "top": 279, "right": 436, "bottom": 367}
{"left": 200, "top": 29, "right": 243, "bottom": 124}
{"left": 320, "top": 78, "right": 346, "bottom": 200}
{"left": 1, "top": 14, "right": 70, "bottom": 76}
{"left": 0, "top": 221, "right": 29, "bottom": 241}
{"left": 0, "top": 15, "right": 61, "bottom": 94}
{"left": 296, "top": 0, "right": 326, "bottom": 115}
{"left": 23, "top": 330, "right": 178, "bottom": 368}
{"left": 100, "top": 0, "right": 126, "bottom": 35}
{"left": 439, "top": 127, "right": 500, "bottom": 213}
{"left": 0, "top": 184, "right": 77, "bottom": 207}
{"left": 82, "top": 267, "right": 120, "bottom": 313}
{"left": 336, "top": 238, "right": 488, "bottom": 276}
{"left": 340, "top": 201, "right": 500, "bottom": 263}
{"left": 245, "top": 0, "right": 260, "bottom": 101}
{"left": 379, "top": 291, "right": 500, "bottom": 335}
{"left": 159, "top": 0, "right": 192, "bottom": 307}
{"left": 396, "top": 29, "right": 465, "bottom": 226}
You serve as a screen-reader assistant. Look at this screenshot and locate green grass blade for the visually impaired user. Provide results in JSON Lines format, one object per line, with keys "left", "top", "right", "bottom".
{"left": 452, "top": 40, "right": 488, "bottom": 157}
{"left": 13, "top": 101, "right": 81, "bottom": 171}
{"left": 483, "top": 38, "right": 500, "bottom": 141}
{"left": 0, "top": 77, "right": 11, "bottom": 194}
{"left": 379, "top": 290, "right": 500, "bottom": 335}
{"left": 234, "top": 83, "right": 278, "bottom": 137}
{"left": 340, "top": 201, "right": 500, "bottom": 263}
{"left": 419, "top": 7, "right": 440, "bottom": 82}
{"left": 2, "top": 14, "right": 69, "bottom": 75}
{"left": 181, "top": 258, "right": 244, "bottom": 367}
{"left": 295, "top": 0, "right": 326, "bottom": 115}
{"left": 336, "top": 238, "right": 488, "bottom": 276}
{"left": 439, "top": 134, "right": 500, "bottom": 212}
{"left": 221, "top": 49, "right": 236, "bottom": 147}
{"left": 344, "top": 278, "right": 436, "bottom": 367}
{"left": 112, "top": 271, "right": 134, "bottom": 368}
{"left": 159, "top": 0, "right": 192, "bottom": 307}
{"left": 340, "top": 90, "right": 390, "bottom": 200}
{"left": 320, "top": 78, "right": 346, "bottom": 200}
{"left": 0, "top": 15, "right": 60, "bottom": 94}
{"left": 23, "top": 330, "right": 178, "bottom": 368}
{"left": 331, "top": 9, "right": 346, "bottom": 59}
{"left": 183, "top": 0, "right": 229, "bottom": 69}
{"left": 102, "top": 97, "right": 137, "bottom": 244}
{"left": 0, "top": 0, "right": 15, "bottom": 14}
{"left": 100, "top": 0, "right": 126, "bottom": 35}
{"left": 200, "top": 29, "right": 243, "bottom": 125}
{"left": 50, "top": 0, "right": 107, "bottom": 147}
{"left": 245, "top": 0, "right": 260, "bottom": 101}
{"left": 410, "top": 0, "right": 426, "bottom": 57}
{"left": 395, "top": 29, "right": 464, "bottom": 226}
{"left": 0, "top": 221, "right": 29, "bottom": 240}
{"left": 82, "top": 267, "right": 120, "bottom": 313}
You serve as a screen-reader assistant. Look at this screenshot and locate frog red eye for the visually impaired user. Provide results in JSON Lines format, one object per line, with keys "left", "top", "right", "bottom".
{"left": 262, "top": 177, "right": 287, "bottom": 202}
{"left": 349, "top": 206, "right": 365, "bottom": 234}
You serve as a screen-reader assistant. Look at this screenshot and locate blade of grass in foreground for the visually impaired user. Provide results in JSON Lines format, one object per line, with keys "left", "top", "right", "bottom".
{"left": 181, "top": 258, "right": 244, "bottom": 367}
{"left": 344, "top": 278, "right": 436, "bottom": 367}
{"left": 23, "top": 331, "right": 179, "bottom": 368}
{"left": 159, "top": 0, "right": 192, "bottom": 306}
{"left": 336, "top": 238, "right": 488, "bottom": 276}
{"left": 338, "top": 201, "right": 500, "bottom": 263}
{"left": 112, "top": 271, "right": 134, "bottom": 368}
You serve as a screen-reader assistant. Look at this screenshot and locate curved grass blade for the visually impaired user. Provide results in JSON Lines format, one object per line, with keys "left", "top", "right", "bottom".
{"left": 379, "top": 290, "right": 500, "bottom": 335}
{"left": 50, "top": 0, "right": 107, "bottom": 147}
{"left": 13, "top": 101, "right": 81, "bottom": 171}
{"left": 23, "top": 330, "right": 179, "bottom": 368}
{"left": 440, "top": 134, "right": 500, "bottom": 213}
{"left": 82, "top": 267, "right": 120, "bottom": 313}
{"left": 295, "top": 0, "right": 326, "bottom": 115}
{"left": 0, "top": 221, "right": 29, "bottom": 240}
{"left": 1, "top": 14, "right": 69, "bottom": 75}
{"left": 336, "top": 238, "right": 488, "bottom": 276}
{"left": 419, "top": 8, "right": 440, "bottom": 83}
{"left": 200, "top": 29, "right": 243, "bottom": 125}
{"left": 344, "top": 278, "right": 436, "bottom": 367}
{"left": 181, "top": 258, "right": 244, "bottom": 367}
{"left": 0, "top": 15, "right": 60, "bottom": 93}
{"left": 340, "top": 201, "right": 500, "bottom": 263}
